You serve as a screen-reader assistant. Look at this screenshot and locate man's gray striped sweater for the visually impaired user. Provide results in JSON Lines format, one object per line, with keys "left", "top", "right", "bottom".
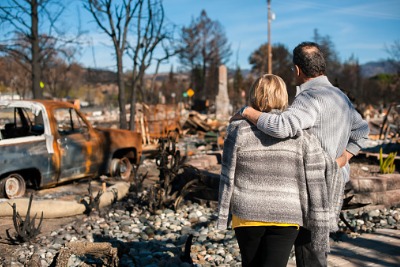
{"left": 256, "top": 76, "right": 370, "bottom": 182}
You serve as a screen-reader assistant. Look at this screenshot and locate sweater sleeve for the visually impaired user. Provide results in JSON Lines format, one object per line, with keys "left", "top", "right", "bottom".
{"left": 302, "top": 133, "right": 331, "bottom": 252}
{"left": 323, "top": 151, "right": 345, "bottom": 233}
{"left": 256, "top": 93, "right": 318, "bottom": 138}
{"left": 217, "top": 123, "right": 240, "bottom": 230}
{"left": 346, "top": 110, "right": 370, "bottom": 155}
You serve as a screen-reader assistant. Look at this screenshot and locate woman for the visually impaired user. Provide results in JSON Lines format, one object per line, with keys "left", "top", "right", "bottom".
{"left": 217, "top": 74, "right": 343, "bottom": 267}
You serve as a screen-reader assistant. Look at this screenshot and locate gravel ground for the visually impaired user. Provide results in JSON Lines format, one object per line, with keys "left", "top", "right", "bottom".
{"left": 1, "top": 187, "right": 399, "bottom": 267}
{"left": 0, "top": 155, "right": 399, "bottom": 266}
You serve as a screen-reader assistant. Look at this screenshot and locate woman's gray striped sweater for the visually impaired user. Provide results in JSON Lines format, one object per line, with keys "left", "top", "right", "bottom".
{"left": 217, "top": 116, "right": 344, "bottom": 252}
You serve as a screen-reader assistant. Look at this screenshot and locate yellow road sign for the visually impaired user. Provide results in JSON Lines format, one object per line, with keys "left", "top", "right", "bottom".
{"left": 187, "top": 88, "right": 194, "bottom": 97}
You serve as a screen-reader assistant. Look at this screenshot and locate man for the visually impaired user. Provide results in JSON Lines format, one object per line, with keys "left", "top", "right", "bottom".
{"left": 240, "top": 41, "right": 369, "bottom": 267}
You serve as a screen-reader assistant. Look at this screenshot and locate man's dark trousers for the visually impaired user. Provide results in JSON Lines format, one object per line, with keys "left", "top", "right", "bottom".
{"left": 295, "top": 227, "right": 327, "bottom": 267}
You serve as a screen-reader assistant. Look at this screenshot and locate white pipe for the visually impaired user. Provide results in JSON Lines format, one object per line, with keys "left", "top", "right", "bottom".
{"left": 0, "top": 181, "right": 130, "bottom": 218}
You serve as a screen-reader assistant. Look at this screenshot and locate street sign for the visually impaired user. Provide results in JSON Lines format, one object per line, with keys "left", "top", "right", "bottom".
{"left": 187, "top": 88, "right": 194, "bottom": 97}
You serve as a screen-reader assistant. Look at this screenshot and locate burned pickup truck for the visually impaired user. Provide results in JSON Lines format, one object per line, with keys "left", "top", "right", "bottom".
{"left": 0, "top": 100, "right": 142, "bottom": 199}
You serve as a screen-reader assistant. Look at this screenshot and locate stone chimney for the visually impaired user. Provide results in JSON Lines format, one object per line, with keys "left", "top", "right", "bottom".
{"left": 215, "top": 65, "right": 231, "bottom": 120}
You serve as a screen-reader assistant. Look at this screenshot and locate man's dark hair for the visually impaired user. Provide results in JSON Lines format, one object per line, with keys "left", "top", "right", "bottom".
{"left": 293, "top": 42, "right": 326, "bottom": 78}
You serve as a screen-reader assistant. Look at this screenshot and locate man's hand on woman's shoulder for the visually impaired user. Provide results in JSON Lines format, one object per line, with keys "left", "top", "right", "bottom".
{"left": 230, "top": 112, "right": 244, "bottom": 122}
{"left": 229, "top": 106, "right": 248, "bottom": 123}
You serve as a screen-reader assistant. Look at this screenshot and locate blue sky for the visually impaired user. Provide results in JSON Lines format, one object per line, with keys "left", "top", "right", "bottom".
{"left": 70, "top": 0, "right": 400, "bottom": 73}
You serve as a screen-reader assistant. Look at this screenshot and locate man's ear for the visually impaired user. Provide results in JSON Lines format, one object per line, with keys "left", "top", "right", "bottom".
{"left": 295, "top": 65, "right": 301, "bottom": 76}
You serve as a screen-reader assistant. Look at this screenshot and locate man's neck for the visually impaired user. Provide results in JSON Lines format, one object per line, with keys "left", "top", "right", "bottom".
{"left": 301, "top": 76, "right": 315, "bottom": 84}
{"left": 300, "top": 74, "right": 327, "bottom": 85}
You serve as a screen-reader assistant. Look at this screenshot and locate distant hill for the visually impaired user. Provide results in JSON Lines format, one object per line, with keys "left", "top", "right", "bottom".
{"left": 360, "top": 61, "right": 398, "bottom": 78}
{"left": 152, "top": 62, "right": 398, "bottom": 81}
{"left": 84, "top": 60, "right": 398, "bottom": 83}
{"left": 149, "top": 68, "right": 254, "bottom": 82}
{"left": 84, "top": 68, "right": 118, "bottom": 84}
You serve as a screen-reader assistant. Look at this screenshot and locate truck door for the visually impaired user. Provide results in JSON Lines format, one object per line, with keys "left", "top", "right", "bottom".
{"left": 53, "top": 108, "right": 101, "bottom": 182}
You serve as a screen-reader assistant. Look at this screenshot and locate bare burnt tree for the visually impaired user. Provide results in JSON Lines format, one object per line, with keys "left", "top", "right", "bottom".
{"left": 231, "top": 66, "right": 245, "bottom": 111}
{"left": 0, "top": 0, "right": 72, "bottom": 99}
{"left": 313, "top": 29, "right": 342, "bottom": 84}
{"left": 337, "top": 55, "right": 363, "bottom": 104}
{"left": 248, "top": 43, "right": 269, "bottom": 76}
{"left": 205, "top": 41, "right": 220, "bottom": 102}
{"left": 2, "top": 31, "right": 80, "bottom": 99}
{"left": 249, "top": 43, "right": 292, "bottom": 82}
{"left": 178, "top": 20, "right": 199, "bottom": 91}
{"left": 37, "top": 34, "right": 84, "bottom": 98}
{"left": 44, "top": 60, "right": 84, "bottom": 98}
{"left": 339, "top": 40, "right": 400, "bottom": 107}
{"left": 0, "top": 55, "right": 31, "bottom": 99}
{"left": 385, "top": 39, "right": 400, "bottom": 73}
{"left": 147, "top": 30, "right": 182, "bottom": 103}
{"left": 178, "top": 10, "right": 231, "bottom": 103}
{"left": 84, "top": 0, "right": 141, "bottom": 129}
{"left": 126, "top": 0, "right": 178, "bottom": 130}
{"left": 384, "top": 40, "right": 400, "bottom": 102}
{"left": 248, "top": 43, "right": 294, "bottom": 103}
{"left": 159, "top": 66, "right": 178, "bottom": 104}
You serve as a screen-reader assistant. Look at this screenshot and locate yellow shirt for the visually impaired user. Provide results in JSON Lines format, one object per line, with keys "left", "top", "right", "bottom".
{"left": 232, "top": 214, "right": 300, "bottom": 229}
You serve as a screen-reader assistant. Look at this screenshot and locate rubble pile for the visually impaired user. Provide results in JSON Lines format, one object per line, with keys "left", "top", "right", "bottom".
{"left": 1, "top": 193, "right": 239, "bottom": 266}
{"left": 1, "top": 101, "right": 399, "bottom": 266}
{"left": 339, "top": 207, "right": 400, "bottom": 234}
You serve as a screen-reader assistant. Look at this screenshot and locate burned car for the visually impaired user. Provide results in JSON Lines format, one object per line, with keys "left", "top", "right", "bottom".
{"left": 0, "top": 100, "right": 142, "bottom": 199}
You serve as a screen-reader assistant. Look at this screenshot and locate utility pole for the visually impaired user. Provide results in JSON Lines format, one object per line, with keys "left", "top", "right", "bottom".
{"left": 267, "top": 0, "right": 272, "bottom": 74}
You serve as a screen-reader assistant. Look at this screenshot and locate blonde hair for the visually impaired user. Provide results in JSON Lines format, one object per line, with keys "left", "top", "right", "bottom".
{"left": 248, "top": 74, "right": 288, "bottom": 112}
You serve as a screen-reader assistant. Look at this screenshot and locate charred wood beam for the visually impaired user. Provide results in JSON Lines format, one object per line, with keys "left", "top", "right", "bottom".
{"left": 149, "top": 133, "right": 189, "bottom": 211}
{"left": 180, "top": 234, "right": 194, "bottom": 265}
{"left": 54, "top": 241, "right": 119, "bottom": 267}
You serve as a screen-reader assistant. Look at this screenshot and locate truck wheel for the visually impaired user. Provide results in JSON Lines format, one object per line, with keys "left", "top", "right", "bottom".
{"left": 109, "top": 157, "right": 132, "bottom": 180}
{"left": 0, "top": 173, "right": 26, "bottom": 199}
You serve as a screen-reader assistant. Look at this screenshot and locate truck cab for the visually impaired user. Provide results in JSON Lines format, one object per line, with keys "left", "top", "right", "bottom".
{"left": 0, "top": 100, "right": 142, "bottom": 199}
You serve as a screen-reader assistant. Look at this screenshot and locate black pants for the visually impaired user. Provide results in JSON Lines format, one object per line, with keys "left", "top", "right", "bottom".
{"left": 235, "top": 226, "right": 298, "bottom": 267}
{"left": 294, "top": 227, "right": 327, "bottom": 267}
